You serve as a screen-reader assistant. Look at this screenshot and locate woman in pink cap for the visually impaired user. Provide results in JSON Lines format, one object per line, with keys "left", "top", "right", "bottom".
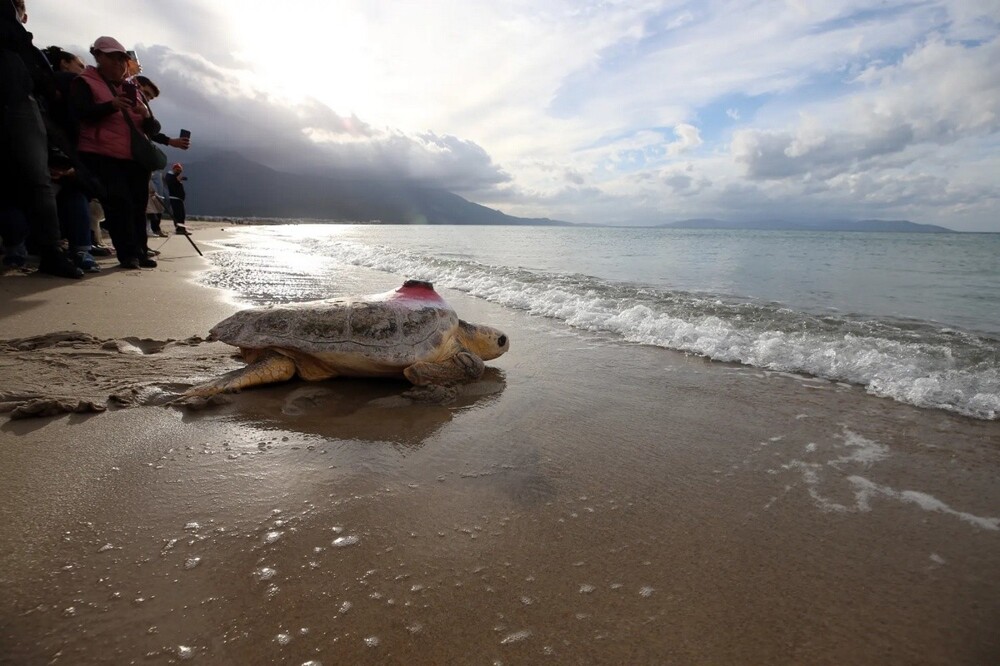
{"left": 70, "top": 36, "right": 162, "bottom": 269}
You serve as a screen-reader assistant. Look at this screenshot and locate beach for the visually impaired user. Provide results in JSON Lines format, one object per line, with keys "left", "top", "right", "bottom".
{"left": 1, "top": 225, "right": 998, "bottom": 665}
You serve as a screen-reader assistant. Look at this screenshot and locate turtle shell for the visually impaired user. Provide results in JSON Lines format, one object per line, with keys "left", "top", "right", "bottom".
{"left": 209, "top": 282, "right": 458, "bottom": 366}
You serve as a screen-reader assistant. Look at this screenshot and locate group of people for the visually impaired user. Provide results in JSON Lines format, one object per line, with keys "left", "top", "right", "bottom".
{"left": 1, "top": 0, "right": 191, "bottom": 279}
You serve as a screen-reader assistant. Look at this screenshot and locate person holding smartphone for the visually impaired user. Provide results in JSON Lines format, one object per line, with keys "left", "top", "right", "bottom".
{"left": 71, "top": 36, "right": 162, "bottom": 268}
{"left": 134, "top": 75, "right": 191, "bottom": 151}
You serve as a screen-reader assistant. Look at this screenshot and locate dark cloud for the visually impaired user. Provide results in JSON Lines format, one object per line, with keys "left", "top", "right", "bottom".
{"left": 136, "top": 46, "right": 510, "bottom": 192}
{"left": 733, "top": 122, "right": 922, "bottom": 181}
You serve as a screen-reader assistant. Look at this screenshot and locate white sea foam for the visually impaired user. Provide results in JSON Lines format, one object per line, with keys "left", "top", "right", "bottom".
{"left": 209, "top": 231, "right": 1000, "bottom": 420}
{"left": 847, "top": 477, "right": 1000, "bottom": 531}
{"left": 332, "top": 535, "right": 359, "bottom": 548}
{"left": 316, "top": 239, "right": 999, "bottom": 420}
{"left": 500, "top": 630, "right": 531, "bottom": 644}
{"left": 784, "top": 428, "right": 999, "bottom": 530}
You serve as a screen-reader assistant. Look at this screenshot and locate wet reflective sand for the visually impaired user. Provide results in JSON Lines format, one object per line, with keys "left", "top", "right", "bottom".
{"left": 1, "top": 228, "right": 998, "bottom": 664}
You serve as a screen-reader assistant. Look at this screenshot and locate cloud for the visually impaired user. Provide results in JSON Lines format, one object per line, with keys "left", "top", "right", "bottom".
{"left": 731, "top": 36, "right": 1000, "bottom": 183}
{"left": 667, "top": 123, "right": 703, "bottom": 155}
{"left": 26, "top": 0, "right": 1000, "bottom": 231}
{"left": 137, "top": 46, "right": 509, "bottom": 191}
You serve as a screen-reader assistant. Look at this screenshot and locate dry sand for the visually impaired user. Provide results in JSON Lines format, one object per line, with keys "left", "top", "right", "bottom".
{"left": 1, "top": 226, "right": 999, "bottom": 664}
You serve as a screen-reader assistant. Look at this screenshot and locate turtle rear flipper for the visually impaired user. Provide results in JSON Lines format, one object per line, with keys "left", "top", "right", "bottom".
{"left": 185, "top": 351, "right": 297, "bottom": 397}
{"left": 404, "top": 351, "right": 484, "bottom": 386}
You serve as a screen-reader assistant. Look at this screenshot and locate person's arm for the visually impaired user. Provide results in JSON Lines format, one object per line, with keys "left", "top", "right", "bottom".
{"left": 141, "top": 113, "right": 161, "bottom": 138}
{"left": 150, "top": 132, "right": 191, "bottom": 149}
{"left": 69, "top": 77, "right": 117, "bottom": 123}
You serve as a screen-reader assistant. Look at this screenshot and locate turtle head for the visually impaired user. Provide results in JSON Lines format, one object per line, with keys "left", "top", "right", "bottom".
{"left": 457, "top": 320, "right": 509, "bottom": 361}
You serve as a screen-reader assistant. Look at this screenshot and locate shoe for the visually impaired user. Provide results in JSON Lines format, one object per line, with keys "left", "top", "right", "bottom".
{"left": 175, "top": 226, "right": 190, "bottom": 235}
{"left": 156, "top": 231, "right": 168, "bottom": 237}
{"left": 75, "top": 251, "right": 101, "bottom": 273}
{"left": 138, "top": 257, "right": 158, "bottom": 268}
{"left": 146, "top": 249, "right": 161, "bottom": 257}
{"left": 90, "top": 245, "right": 113, "bottom": 257}
{"left": 118, "top": 258, "right": 141, "bottom": 269}
{"left": 38, "top": 247, "right": 84, "bottom": 279}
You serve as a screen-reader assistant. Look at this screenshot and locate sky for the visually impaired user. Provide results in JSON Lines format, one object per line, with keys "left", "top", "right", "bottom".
{"left": 25, "top": 0, "right": 1000, "bottom": 231}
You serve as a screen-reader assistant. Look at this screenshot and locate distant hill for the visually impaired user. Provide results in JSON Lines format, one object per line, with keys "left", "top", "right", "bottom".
{"left": 180, "top": 153, "right": 569, "bottom": 226}
{"left": 659, "top": 218, "right": 954, "bottom": 233}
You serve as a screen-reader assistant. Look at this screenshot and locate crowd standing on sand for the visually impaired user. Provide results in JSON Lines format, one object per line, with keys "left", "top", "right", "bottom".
{"left": 1, "top": 0, "right": 193, "bottom": 279}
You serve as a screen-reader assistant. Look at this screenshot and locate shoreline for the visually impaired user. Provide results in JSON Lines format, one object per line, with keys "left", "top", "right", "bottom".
{"left": 1, "top": 225, "right": 998, "bottom": 664}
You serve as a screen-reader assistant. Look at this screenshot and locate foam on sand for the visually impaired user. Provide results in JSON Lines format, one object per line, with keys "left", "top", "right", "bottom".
{"left": 779, "top": 428, "right": 999, "bottom": 531}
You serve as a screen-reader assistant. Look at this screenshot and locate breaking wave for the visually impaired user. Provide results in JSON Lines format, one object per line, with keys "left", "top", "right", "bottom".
{"left": 206, "top": 231, "right": 1000, "bottom": 421}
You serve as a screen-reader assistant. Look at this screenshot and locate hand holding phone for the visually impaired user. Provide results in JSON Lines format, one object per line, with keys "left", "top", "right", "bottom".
{"left": 173, "top": 129, "right": 192, "bottom": 150}
{"left": 122, "top": 82, "right": 138, "bottom": 104}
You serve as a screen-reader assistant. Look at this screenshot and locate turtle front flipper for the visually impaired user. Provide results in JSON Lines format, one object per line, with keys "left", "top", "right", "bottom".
{"left": 185, "top": 351, "right": 297, "bottom": 397}
{"left": 404, "top": 351, "right": 484, "bottom": 386}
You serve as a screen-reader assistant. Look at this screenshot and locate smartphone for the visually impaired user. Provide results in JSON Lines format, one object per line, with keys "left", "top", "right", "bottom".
{"left": 179, "top": 129, "right": 191, "bottom": 139}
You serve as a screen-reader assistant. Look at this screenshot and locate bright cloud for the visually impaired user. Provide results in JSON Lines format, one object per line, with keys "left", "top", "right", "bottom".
{"left": 25, "top": 0, "right": 1000, "bottom": 231}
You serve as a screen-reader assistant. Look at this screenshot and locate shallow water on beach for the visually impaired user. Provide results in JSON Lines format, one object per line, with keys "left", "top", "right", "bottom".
{"left": 3, "top": 305, "right": 998, "bottom": 663}
{"left": 2, "top": 226, "right": 998, "bottom": 664}
{"left": 202, "top": 224, "right": 1000, "bottom": 420}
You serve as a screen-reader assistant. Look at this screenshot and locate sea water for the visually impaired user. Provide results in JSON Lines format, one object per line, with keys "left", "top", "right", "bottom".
{"left": 203, "top": 224, "right": 1000, "bottom": 420}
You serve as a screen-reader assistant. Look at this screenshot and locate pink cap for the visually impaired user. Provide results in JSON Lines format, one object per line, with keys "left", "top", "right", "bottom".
{"left": 172, "top": 163, "right": 183, "bottom": 171}
{"left": 92, "top": 36, "right": 130, "bottom": 56}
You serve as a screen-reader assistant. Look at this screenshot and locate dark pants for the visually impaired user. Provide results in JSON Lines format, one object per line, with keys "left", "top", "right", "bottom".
{"left": 0, "top": 95, "right": 62, "bottom": 249}
{"left": 170, "top": 198, "right": 186, "bottom": 229}
{"left": 148, "top": 213, "right": 163, "bottom": 234}
{"left": 0, "top": 205, "right": 29, "bottom": 266}
{"left": 55, "top": 183, "right": 93, "bottom": 252}
{"left": 79, "top": 153, "right": 150, "bottom": 262}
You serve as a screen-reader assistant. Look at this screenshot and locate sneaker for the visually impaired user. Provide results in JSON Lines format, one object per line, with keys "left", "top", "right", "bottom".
{"left": 175, "top": 226, "right": 190, "bottom": 235}
{"left": 138, "top": 257, "right": 158, "bottom": 268}
{"left": 91, "top": 245, "right": 113, "bottom": 257}
{"left": 156, "top": 231, "right": 168, "bottom": 238}
{"left": 75, "top": 251, "right": 101, "bottom": 273}
{"left": 118, "top": 258, "right": 141, "bottom": 269}
{"left": 146, "top": 249, "right": 161, "bottom": 257}
{"left": 38, "top": 247, "right": 84, "bottom": 279}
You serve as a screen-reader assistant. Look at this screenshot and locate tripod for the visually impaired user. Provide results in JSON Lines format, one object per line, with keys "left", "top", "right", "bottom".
{"left": 174, "top": 226, "right": 203, "bottom": 257}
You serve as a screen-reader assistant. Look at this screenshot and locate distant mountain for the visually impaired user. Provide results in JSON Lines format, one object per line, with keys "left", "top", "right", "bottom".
{"left": 180, "top": 153, "right": 569, "bottom": 226}
{"left": 660, "top": 218, "right": 955, "bottom": 233}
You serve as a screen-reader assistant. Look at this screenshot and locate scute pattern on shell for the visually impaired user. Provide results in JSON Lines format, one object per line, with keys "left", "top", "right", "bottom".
{"left": 211, "top": 297, "right": 458, "bottom": 364}
{"left": 349, "top": 303, "right": 398, "bottom": 342}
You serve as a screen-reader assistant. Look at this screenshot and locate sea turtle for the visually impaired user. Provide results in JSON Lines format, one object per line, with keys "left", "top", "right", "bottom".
{"left": 185, "top": 280, "right": 509, "bottom": 397}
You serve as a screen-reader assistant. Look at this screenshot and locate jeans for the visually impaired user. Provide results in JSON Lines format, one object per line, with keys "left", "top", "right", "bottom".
{"left": 55, "top": 183, "right": 93, "bottom": 253}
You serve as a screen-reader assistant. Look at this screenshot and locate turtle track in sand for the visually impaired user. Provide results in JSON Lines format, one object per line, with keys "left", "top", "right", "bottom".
{"left": 0, "top": 331, "right": 231, "bottom": 419}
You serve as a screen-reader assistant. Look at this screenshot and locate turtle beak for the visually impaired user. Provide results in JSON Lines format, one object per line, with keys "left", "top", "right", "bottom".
{"left": 459, "top": 321, "right": 509, "bottom": 360}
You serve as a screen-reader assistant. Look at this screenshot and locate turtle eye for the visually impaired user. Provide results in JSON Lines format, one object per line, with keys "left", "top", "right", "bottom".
{"left": 497, "top": 335, "right": 507, "bottom": 347}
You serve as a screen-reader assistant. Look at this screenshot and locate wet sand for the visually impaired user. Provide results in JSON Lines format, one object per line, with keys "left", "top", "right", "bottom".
{"left": 1, "top": 226, "right": 999, "bottom": 665}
